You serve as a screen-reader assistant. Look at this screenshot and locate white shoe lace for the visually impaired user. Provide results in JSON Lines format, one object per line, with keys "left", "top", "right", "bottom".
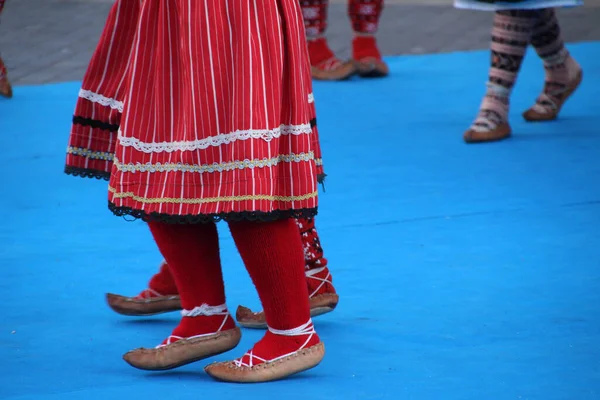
{"left": 156, "top": 303, "right": 230, "bottom": 348}
{"left": 233, "top": 319, "right": 316, "bottom": 368}
{"left": 305, "top": 267, "right": 332, "bottom": 298}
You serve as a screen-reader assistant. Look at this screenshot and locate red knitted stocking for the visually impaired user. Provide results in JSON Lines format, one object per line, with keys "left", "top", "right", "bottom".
{"left": 147, "top": 221, "right": 235, "bottom": 345}
{"left": 229, "top": 219, "right": 320, "bottom": 365}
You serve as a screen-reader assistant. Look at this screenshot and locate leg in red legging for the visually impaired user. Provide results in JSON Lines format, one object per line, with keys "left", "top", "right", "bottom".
{"left": 206, "top": 218, "right": 324, "bottom": 382}
{"left": 123, "top": 222, "right": 240, "bottom": 371}
{"left": 348, "top": 0, "right": 388, "bottom": 77}
{"left": 236, "top": 217, "right": 339, "bottom": 328}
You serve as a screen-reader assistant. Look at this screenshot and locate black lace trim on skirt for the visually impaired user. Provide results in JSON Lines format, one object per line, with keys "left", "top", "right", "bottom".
{"left": 72, "top": 115, "right": 119, "bottom": 132}
{"left": 65, "top": 166, "right": 110, "bottom": 181}
{"left": 108, "top": 202, "right": 318, "bottom": 224}
{"left": 72, "top": 117, "right": 311, "bottom": 133}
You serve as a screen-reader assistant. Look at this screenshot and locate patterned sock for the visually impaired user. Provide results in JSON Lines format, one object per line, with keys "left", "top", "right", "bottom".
{"left": 147, "top": 222, "right": 235, "bottom": 344}
{"left": 296, "top": 217, "right": 336, "bottom": 297}
{"left": 301, "top": 0, "right": 329, "bottom": 39}
{"left": 529, "top": 8, "right": 580, "bottom": 110}
{"left": 229, "top": 218, "right": 320, "bottom": 364}
{"left": 348, "top": 0, "right": 384, "bottom": 60}
{"left": 348, "top": 0, "right": 383, "bottom": 35}
{"left": 471, "top": 10, "right": 536, "bottom": 132}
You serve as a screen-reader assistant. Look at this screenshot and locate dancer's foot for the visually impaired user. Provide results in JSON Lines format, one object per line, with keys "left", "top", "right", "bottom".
{"left": 123, "top": 304, "right": 240, "bottom": 371}
{"left": 463, "top": 84, "right": 512, "bottom": 144}
{"left": 205, "top": 320, "right": 324, "bottom": 383}
{"left": 352, "top": 35, "right": 388, "bottom": 78}
{"left": 523, "top": 55, "right": 582, "bottom": 122}
{"left": 236, "top": 266, "right": 338, "bottom": 329}
{"left": 106, "top": 261, "right": 181, "bottom": 316}
{"left": 105, "top": 289, "right": 181, "bottom": 316}
{"left": 308, "top": 37, "right": 356, "bottom": 81}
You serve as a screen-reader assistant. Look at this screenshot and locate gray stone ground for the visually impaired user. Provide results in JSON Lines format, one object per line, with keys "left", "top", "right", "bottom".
{"left": 0, "top": 0, "right": 599, "bottom": 85}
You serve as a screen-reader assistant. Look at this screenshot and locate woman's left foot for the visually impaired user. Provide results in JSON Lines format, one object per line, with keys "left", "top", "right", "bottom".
{"left": 236, "top": 266, "right": 338, "bottom": 329}
{"left": 205, "top": 320, "right": 324, "bottom": 383}
{"left": 523, "top": 64, "right": 583, "bottom": 122}
{"left": 308, "top": 37, "right": 357, "bottom": 81}
{"left": 523, "top": 58, "right": 583, "bottom": 122}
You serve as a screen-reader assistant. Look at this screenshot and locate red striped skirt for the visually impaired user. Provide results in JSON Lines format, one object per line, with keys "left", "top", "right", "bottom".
{"left": 65, "top": 0, "right": 139, "bottom": 180}
{"left": 65, "top": 0, "right": 325, "bottom": 223}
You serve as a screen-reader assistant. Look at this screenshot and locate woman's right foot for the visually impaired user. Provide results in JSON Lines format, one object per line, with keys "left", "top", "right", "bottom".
{"left": 463, "top": 85, "right": 512, "bottom": 144}
{"left": 236, "top": 266, "right": 339, "bottom": 329}
{"left": 205, "top": 320, "right": 324, "bottom": 383}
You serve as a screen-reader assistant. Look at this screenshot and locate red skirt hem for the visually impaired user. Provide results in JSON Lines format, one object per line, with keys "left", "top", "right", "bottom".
{"left": 108, "top": 202, "right": 318, "bottom": 224}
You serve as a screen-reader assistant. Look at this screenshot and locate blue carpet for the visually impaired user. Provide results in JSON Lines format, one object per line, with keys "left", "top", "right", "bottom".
{"left": 1, "top": 41, "right": 599, "bottom": 400}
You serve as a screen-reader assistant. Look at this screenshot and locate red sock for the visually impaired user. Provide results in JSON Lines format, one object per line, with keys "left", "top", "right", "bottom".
{"left": 147, "top": 261, "right": 178, "bottom": 296}
{"left": 307, "top": 38, "right": 341, "bottom": 69}
{"left": 229, "top": 218, "right": 320, "bottom": 362}
{"left": 147, "top": 222, "right": 235, "bottom": 343}
{"left": 352, "top": 36, "right": 382, "bottom": 61}
{"left": 296, "top": 217, "right": 336, "bottom": 297}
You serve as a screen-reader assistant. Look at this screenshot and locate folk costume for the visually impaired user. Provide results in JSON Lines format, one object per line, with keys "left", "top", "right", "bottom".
{"left": 65, "top": 0, "right": 334, "bottom": 382}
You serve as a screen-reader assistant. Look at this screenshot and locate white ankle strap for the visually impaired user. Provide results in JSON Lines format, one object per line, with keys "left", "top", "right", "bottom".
{"left": 181, "top": 303, "right": 228, "bottom": 317}
{"left": 305, "top": 267, "right": 332, "bottom": 298}
{"left": 268, "top": 319, "right": 315, "bottom": 337}
{"left": 229, "top": 320, "right": 317, "bottom": 366}
{"left": 155, "top": 303, "right": 230, "bottom": 348}
{"left": 139, "top": 288, "right": 163, "bottom": 298}
{"left": 305, "top": 267, "right": 325, "bottom": 277}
